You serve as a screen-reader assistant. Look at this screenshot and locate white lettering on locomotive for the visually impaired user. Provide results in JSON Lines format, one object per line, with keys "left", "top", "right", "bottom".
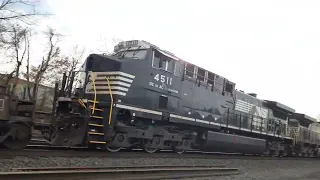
{"left": 149, "top": 81, "right": 178, "bottom": 93}
{"left": 154, "top": 73, "right": 172, "bottom": 85}
{"left": 149, "top": 73, "right": 178, "bottom": 93}
{"left": 235, "top": 99, "right": 269, "bottom": 130}
{"left": 255, "top": 106, "right": 268, "bottom": 118}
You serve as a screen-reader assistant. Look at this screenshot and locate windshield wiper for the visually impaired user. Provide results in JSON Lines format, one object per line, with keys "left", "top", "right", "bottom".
{"left": 131, "top": 46, "right": 142, "bottom": 59}
{"left": 117, "top": 46, "right": 142, "bottom": 59}
{"left": 118, "top": 47, "right": 131, "bottom": 58}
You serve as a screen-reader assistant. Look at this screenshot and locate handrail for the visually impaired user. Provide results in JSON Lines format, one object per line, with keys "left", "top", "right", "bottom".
{"left": 90, "top": 71, "right": 97, "bottom": 114}
{"left": 106, "top": 77, "right": 113, "bottom": 125}
{"left": 78, "top": 99, "right": 86, "bottom": 108}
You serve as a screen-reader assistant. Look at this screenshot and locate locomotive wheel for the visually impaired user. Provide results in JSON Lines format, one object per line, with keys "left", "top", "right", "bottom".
{"left": 173, "top": 148, "right": 184, "bottom": 154}
{"left": 143, "top": 138, "right": 160, "bottom": 153}
{"left": 3, "top": 123, "right": 31, "bottom": 150}
{"left": 144, "top": 147, "right": 158, "bottom": 153}
{"left": 173, "top": 139, "right": 189, "bottom": 154}
{"left": 143, "top": 141, "right": 158, "bottom": 153}
{"left": 106, "top": 146, "right": 122, "bottom": 152}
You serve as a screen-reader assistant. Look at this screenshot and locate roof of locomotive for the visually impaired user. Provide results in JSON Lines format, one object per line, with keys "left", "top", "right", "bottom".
{"left": 113, "top": 40, "right": 235, "bottom": 84}
{"left": 235, "top": 90, "right": 296, "bottom": 114}
{"left": 292, "top": 113, "right": 317, "bottom": 124}
{"left": 113, "top": 40, "right": 181, "bottom": 61}
{"left": 264, "top": 100, "right": 295, "bottom": 114}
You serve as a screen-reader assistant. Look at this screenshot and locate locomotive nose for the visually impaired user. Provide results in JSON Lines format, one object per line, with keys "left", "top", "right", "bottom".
{"left": 86, "top": 54, "right": 121, "bottom": 72}
{"left": 84, "top": 53, "right": 134, "bottom": 98}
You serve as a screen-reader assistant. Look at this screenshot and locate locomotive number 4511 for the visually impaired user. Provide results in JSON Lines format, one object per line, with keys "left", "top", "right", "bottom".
{"left": 154, "top": 73, "right": 172, "bottom": 85}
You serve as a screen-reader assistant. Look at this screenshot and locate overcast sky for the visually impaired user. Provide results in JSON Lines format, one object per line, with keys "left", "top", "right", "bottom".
{"left": 7, "top": 0, "right": 320, "bottom": 118}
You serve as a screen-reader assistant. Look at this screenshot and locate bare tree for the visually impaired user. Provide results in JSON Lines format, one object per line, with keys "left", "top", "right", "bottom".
{"left": 37, "top": 87, "right": 48, "bottom": 111}
{"left": 0, "top": 0, "right": 49, "bottom": 46}
{"left": 48, "top": 45, "right": 85, "bottom": 93}
{"left": 96, "top": 35, "right": 122, "bottom": 55}
{"left": 96, "top": 34, "right": 110, "bottom": 54}
{"left": 63, "top": 45, "right": 84, "bottom": 92}
{"left": 24, "top": 27, "right": 61, "bottom": 103}
{"left": 0, "top": 0, "right": 49, "bottom": 25}
{"left": 0, "top": 0, "right": 50, "bottom": 92}
{"left": 0, "top": 24, "right": 30, "bottom": 94}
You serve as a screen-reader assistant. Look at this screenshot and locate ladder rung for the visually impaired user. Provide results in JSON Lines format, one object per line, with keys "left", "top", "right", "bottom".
{"left": 90, "top": 116, "right": 103, "bottom": 119}
{"left": 88, "top": 132, "right": 104, "bottom": 136}
{"left": 89, "top": 140, "right": 106, "bottom": 144}
{"left": 89, "top": 123, "right": 104, "bottom": 127}
{"left": 89, "top": 106, "right": 103, "bottom": 111}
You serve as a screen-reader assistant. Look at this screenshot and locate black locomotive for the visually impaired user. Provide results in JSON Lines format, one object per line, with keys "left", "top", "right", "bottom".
{"left": 0, "top": 85, "right": 34, "bottom": 149}
{"left": 43, "top": 40, "right": 320, "bottom": 156}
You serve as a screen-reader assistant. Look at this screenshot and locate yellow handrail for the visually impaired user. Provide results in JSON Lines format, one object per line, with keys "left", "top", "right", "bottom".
{"left": 90, "top": 71, "right": 97, "bottom": 114}
{"left": 78, "top": 99, "right": 86, "bottom": 108}
{"left": 106, "top": 77, "right": 113, "bottom": 125}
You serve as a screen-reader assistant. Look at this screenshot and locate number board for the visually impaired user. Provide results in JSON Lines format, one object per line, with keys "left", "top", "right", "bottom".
{"left": 126, "top": 40, "right": 138, "bottom": 46}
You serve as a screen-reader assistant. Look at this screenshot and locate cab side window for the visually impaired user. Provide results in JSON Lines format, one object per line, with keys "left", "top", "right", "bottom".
{"left": 207, "top": 72, "right": 215, "bottom": 86}
{"left": 152, "top": 50, "right": 175, "bottom": 74}
{"left": 152, "top": 51, "right": 162, "bottom": 69}
{"left": 185, "top": 63, "right": 195, "bottom": 78}
{"left": 166, "top": 56, "right": 174, "bottom": 73}
{"left": 225, "top": 82, "right": 233, "bottom": 93}
{"left": 197, "top": 68, "right": 205, "bottom": 82}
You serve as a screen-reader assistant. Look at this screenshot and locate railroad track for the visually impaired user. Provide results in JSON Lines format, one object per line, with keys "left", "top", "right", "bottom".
{"left": 29, "top": 138, "right": 50, "bottom": 146}
{"left": 1, "top": 165, "right": 241, "bottom": 180}
{"left": 5, "top": 137, "right": 316, "bottom": 160}
{"left": 1, "top": 146, "right": 318, "bottom": 161}
{"left": 0, "top": 147, "right": 246, "bottom": 159}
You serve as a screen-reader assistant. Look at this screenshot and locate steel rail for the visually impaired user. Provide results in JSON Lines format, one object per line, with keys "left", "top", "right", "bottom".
{"left": 2, "top": 166, "right": 241, "bottom": 180}
{"left": 11, "top": 164, "right": 227, "bottom": 171}
{"left": 27, "top": 138, "right": 320, "bottom": 159}
{"left": 1, "top": 147, "right": 318, "bottom": 161}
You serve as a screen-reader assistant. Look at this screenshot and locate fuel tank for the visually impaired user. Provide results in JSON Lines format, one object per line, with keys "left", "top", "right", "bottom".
{"left": 203, "top": 131, "right": 266, "bottom": 154}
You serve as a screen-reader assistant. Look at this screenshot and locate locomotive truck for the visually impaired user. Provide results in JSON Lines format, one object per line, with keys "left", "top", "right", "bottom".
{"left": 41, "top": 40, "right": 320, "bottom": 156}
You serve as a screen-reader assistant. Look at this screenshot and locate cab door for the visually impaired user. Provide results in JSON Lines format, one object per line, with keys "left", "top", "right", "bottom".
{"left": 147, "top": 49, "right": 182, "bottom": 113}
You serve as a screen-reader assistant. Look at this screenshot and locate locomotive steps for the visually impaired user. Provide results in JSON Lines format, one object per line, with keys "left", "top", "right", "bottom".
{"left": 1, "top": 165, "right": 241, "bottom": 180}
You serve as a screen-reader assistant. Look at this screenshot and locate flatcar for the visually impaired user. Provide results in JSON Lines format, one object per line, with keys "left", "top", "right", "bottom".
{"left": 0, "top": 85, "right": 34, "bottom": 149}
{"left": 43, "top": 40, "right": 320, "bottom": 156}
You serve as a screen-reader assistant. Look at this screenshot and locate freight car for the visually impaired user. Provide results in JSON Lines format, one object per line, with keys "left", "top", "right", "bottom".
{"left": 0, "top": 85, "right": 34, "bottom": 149}
{"left": 43, "top": 40, "right": 320, "bottom": 156}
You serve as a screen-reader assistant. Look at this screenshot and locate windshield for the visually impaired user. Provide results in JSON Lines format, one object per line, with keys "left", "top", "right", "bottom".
{"left": 114, "top": 49, "right": 147, "bottom": 60}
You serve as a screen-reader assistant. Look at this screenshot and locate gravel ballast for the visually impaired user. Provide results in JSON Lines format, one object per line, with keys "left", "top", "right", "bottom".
{"left": 192, "top": 159, "right": 320, "bottom": 180}
{"left": 1, "top": 156, "right": 320, "bottom": 180}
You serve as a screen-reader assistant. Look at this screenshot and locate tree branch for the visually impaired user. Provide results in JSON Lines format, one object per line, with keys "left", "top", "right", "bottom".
{"left": 0, "top": 13, "right": 45, "bottom": 20}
